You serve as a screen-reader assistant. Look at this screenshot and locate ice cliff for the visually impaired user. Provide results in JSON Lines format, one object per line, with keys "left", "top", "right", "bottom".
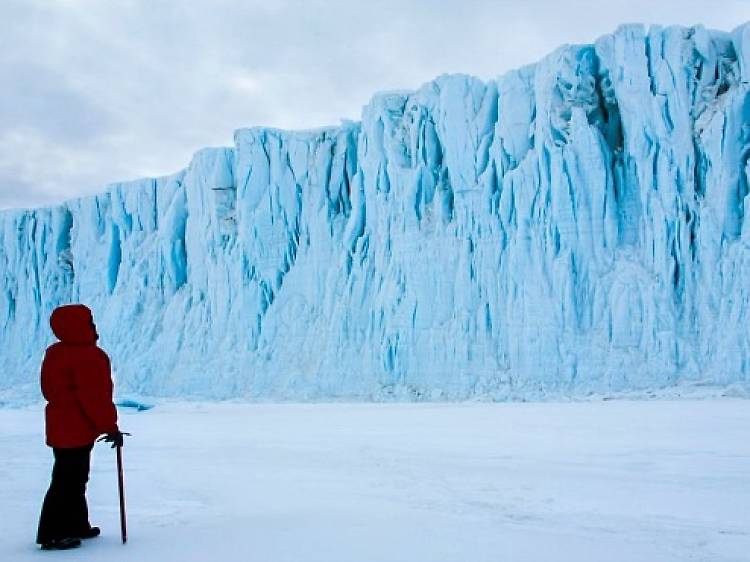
{"left": 2, "top": 23, "right": 750, "bottom": 401}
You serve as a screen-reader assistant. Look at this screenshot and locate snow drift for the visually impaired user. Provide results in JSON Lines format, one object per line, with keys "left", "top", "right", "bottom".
{"left": 2, "top": 23, "right": 750, "bottom": 401}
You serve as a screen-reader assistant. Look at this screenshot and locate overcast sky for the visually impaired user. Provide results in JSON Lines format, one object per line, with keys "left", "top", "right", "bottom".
{"left": 1, "top": 0, "right": 747, "bottom": 210}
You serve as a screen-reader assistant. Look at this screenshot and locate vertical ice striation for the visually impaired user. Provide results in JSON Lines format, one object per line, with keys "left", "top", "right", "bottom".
{"left": 2, "top": 23, "right": 749, "bottom": 401}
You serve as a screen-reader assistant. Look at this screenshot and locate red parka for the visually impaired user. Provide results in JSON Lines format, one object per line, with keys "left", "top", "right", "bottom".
{"left": 41, "top": 304, "right": 119, "bottom": 448}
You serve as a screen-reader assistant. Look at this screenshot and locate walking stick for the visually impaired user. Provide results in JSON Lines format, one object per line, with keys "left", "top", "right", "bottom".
{"left": 116, "top": 444, "right": 127, "bottom": 544}
{"left": 98, "top": 431, "right": 131, "bottom": 543}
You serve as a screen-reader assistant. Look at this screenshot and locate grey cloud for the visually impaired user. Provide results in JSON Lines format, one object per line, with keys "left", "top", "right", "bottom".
{"left": 1, "top": 63, "right": 112, "bottom": 143}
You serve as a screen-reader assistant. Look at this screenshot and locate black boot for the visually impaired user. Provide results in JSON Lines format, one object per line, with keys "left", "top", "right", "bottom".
{"left": 79, "top": 526, "right": 100, "bottom": 539}
{"left": 40, "top": 537, "right": 81, "bottom": 550}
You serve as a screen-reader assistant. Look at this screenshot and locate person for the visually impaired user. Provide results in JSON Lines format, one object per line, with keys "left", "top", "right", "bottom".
{"left": 36, "top": 304, "right": 125, "bottom": 550}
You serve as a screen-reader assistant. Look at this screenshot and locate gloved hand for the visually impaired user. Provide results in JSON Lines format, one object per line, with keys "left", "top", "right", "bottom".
{"left": 97, "top": 431, "right": 130, "bottom": 448}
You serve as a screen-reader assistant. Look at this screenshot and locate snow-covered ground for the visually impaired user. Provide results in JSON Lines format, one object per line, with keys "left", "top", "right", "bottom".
{"left": 1, "top": 399, "right": 748, "bottom": 562}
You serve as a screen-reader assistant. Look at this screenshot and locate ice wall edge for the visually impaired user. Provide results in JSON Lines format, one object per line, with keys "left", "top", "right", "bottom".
{"left": 2, "top": 22, "right": 750, "bottom": 401}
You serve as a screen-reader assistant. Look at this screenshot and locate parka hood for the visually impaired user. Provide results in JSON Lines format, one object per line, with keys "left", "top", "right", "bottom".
{"left": 50, "top": 304, "right": 98, "bottom": 345}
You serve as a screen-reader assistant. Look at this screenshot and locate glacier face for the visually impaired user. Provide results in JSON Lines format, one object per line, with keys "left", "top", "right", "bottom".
{"left": 2, "top": 23, "right": 750, "bottom": 402}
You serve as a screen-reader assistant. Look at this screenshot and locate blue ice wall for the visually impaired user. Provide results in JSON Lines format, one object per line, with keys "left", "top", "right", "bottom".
{"left": 2, "top": 23, "right": 750, "bottom": 401}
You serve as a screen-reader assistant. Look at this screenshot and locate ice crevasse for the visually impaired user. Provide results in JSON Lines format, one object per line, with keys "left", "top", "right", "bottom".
{"left": 2, "top": 23, "right": 750, "bottom": 401}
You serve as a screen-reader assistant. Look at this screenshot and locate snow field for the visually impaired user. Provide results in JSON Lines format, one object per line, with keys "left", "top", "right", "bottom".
{"left": 1, "top": 399, "right": 749, "bottom": 561}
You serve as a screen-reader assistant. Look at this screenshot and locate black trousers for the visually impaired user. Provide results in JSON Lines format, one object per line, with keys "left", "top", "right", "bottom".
{"left": 36, "top": 444, "right": 94, "bottom": 544}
